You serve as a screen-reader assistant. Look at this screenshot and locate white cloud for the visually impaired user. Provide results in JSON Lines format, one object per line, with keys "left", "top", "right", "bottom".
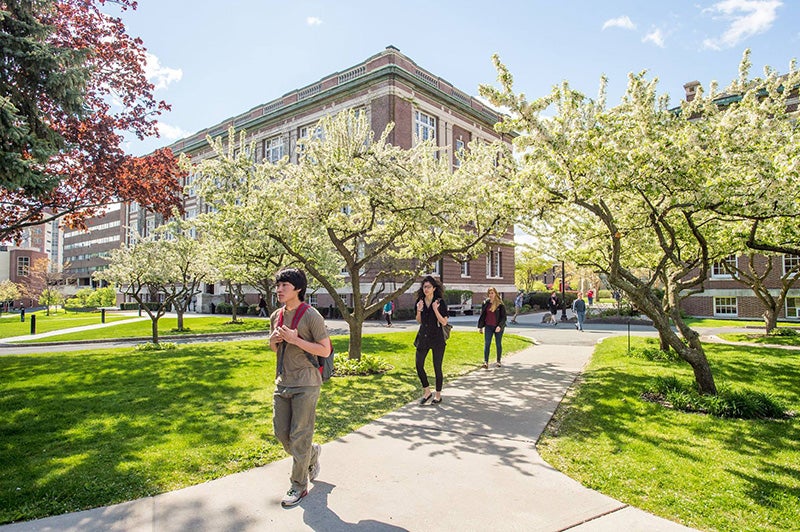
{"left": 702, "top": 0, "right": 782, "bottom": 50}
{"left": 145, "top": 53, "right": 183, "bottom": 90}
{"left": 642, "top": 28, "right": 666, "bottom": 48}
{"left": 156, "top": 122, "right": 190, "bottom": 141}
{"left": 602, "top": 15, "right": 636, "bottom": 31}
{"left": 306, "top": 16, "right": 323, "bottom": 26}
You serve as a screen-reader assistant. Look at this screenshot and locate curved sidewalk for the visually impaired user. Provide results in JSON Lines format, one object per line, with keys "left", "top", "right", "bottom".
{"left": 1, "top": 330, "right": 694, "bottom": 531}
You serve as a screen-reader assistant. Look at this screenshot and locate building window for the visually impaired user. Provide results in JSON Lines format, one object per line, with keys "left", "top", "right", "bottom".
{"left": 713, "top": 296, "right": 738, "bottom": 317}
{"left": 460, "top": 260, "right": 470, "bottom": 277}
{"left": 297, "top": 124, "right": 324, "bottom": 160}
{"left": 487, "top": 249, "right": 502, "bottom": 279}
{"left": 786, "top": 297, "right": 800, "bottom": 319}
{"left": 307, "top": 293, "right": 318, "bottom": 307}
{"left": 17, "top": 256, "right": 30, "bottom": 277}
{"left": 264, "top": 136, "right": 284, "bottom": 163}
{"left": 783, "top": 254, "right": 800, "bottom": 275}
{"left": 453, "top": 139, "right": 465, "bottom": 168}
{"left": 711, "top": 255, "right": 736, "bottom": 278}
{"left": 414, "top": 110, "right": 436, "bottom": 142}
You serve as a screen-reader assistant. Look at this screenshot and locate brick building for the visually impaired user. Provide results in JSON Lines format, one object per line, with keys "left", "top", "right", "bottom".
{"left": 128, "top": 46, "right": 517, "bottom": 313}
{"left": 680, "top": 255, "right": 800, "bottom": 320}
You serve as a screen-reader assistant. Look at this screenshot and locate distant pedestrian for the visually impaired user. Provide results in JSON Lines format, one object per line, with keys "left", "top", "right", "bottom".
{"left": 547, "top": 292, "right": 560, "bottom": 326}
{"left": 269, "top": 268, "right": 331, "bottom": 508}
{"left": 258, "top": 295, "right": 268, "bottom": 317}
{"left": 511, "top": 290, "right": 523, "bottom": 324}
{"left": 586, "top": 289, "right": 594, "bottom": 306}
{"left": 572, "top": 292, "right": 587, "bottom": 332}
{"left": 414, "top": 276, "right": 448, "bottom": 405}
{"left": 478, "top": 287, "right": 507, "bottom": 368}
{"left": 383, "top": 299, "right": 394, "bottom": 327}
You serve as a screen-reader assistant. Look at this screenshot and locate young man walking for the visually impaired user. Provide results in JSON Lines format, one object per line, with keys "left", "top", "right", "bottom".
{"left": 269, "top": 268, "right": 331, "bottom": 508}
{"left": 511, "top": 290, "right": 523, "bottom": 324}
{"left": 572, "top": 291, "right": 587, "bottom": 331}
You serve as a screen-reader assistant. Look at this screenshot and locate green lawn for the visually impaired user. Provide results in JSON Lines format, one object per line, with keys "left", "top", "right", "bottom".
{"left": 717, "top": 332, "right": 800, "bottom": 347}
{"left": 0, "top": 331, "right": 534, "bottom": 524}
{"left": 538, "top": 336, "right": 800, "bottom": 532}
{"left": 0, "top": 312, "right": 132, "bottom": 339}
{"left": 682, "top": 317, "right": 800, "bottom": 329}
{"left": 15, "top": 316, "right": 270, "bottom": 343}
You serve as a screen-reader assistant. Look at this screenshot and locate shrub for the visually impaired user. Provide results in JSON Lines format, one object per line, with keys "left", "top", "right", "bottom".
{"left": 134, "top": 342, "right": 177, "bottom": 351}
{"left": 333, "top": 353, "right": 393, "bottom": 376}
{"left": 628, "top": 346, "right": 680, "bottom": 362}
{"left": 120, "top": 301, "right": 172, "bottom": 312}
{"left": 770, "top": 327, "right": 799, "bottom": 337}
{"left": 643, "top": 376, "right": 789, "bottom": 419}
{"left": 215, "top": 303, "right": 249, "bottom": 315}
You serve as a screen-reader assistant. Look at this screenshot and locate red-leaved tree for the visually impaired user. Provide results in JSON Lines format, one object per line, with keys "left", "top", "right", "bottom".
{"left": 0, "top": 0, "right": 184, "bottom": 241}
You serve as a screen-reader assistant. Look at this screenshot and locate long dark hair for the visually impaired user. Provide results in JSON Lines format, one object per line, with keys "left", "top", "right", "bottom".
{"left": 415, "top": 275, "right": 444, "bottom": 302}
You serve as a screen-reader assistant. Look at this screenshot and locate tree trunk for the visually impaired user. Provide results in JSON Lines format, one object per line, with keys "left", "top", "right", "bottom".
{"left": 151, "top": 317, "right": 160, "bottom": 345}
{"left": 763, "top": 308, "right": 778, "bottom": 335}
{"left": 658, "top": 331, "right": 671, "bottom": 352}
{"left": 664, "top": 315, "right": 717, "bottom": 395}
{"left": 176, "top": 309, "right": 185, "bottom": 331}
{"left": 347, "top": 317, "right": 364, "bottom": 361}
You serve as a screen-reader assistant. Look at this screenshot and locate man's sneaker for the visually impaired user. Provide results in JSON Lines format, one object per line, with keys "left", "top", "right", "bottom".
{"left": 281, "top": 488, "right": 308, "bottom": 508}
{"left": 309, "top": 443, "right": 322, "bottom": 481}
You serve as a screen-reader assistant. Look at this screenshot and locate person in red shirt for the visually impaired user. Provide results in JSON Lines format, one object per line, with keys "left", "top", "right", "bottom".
{"left": 478, "top": 287, "right": 507, "bottom": 368}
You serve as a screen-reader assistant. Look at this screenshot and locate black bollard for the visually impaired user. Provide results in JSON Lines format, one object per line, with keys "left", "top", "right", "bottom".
{"left": 20, "top": 307, "right": 25, "bottom": 322}
{"left": 101, "top": 308, "right": 106, "bottom": 323}
{"left": 30, "top": 314, "right": 36, "bottom": 335}
{"left": 627, "top": 318, "right": 631, "bottom": 355}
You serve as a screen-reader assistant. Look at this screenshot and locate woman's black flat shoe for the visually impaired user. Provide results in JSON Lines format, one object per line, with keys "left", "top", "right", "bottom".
{"left": 431, "top": 397, "right": 442, "bottom": 404}
{"left": 420, "top": 394, "right": 432, "bottom": 405}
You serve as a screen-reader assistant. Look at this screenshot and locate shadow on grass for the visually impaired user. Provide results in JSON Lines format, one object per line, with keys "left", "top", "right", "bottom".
{"left": 539, "top": 336, "right": 800, "bottom": 526}
{"left": 0, "top": 343, "right": 274, "bottom": 523}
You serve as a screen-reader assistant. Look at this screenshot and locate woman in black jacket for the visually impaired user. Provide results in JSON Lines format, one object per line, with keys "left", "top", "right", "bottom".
{"left": 477, "top": 287, "right": 507, "bottom": 368}
{"left": 414, "top": 276, "right": 449, "bottom": 404}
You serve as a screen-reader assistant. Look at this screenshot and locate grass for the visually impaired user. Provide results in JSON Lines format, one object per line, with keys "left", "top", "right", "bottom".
{"left": 0, "top": 331, "right": 534, "bottom": 524}
{"left": 718, "top": 332, "right": 800, "bottom": 347}
{"left": 15, "top": 316, "right": 270, "bottom": 343}
{"left": 0, "top": 312, "right": 132, "bottom": 340}
{"left": 682, "top": 317, "right": 800, "bottom": 329}
{"left": 537, "top": 336, "right": 800, "bottom": 532}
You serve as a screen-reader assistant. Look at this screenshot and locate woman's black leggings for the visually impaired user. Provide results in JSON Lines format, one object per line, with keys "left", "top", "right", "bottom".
{"left": 416, "top": 343, "right": 445, "bottom": 392}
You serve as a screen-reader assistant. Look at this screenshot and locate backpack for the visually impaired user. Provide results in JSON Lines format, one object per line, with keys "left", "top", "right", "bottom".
{"left": 278, "top": 302, "right": 334, "bottom": 382}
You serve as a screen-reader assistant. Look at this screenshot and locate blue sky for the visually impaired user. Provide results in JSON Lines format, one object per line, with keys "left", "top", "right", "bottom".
{"left": 116, "top": 0, "right": 799, "bottom": 156}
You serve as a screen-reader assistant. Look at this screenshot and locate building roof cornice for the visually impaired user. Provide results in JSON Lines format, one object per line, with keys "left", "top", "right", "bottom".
{"left": 169, "top": 46, "right": 511, "bottom": 155}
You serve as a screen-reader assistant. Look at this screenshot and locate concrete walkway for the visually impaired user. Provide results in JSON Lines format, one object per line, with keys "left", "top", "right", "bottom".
{"left": 0, "top": 312, "right": 696, "bottom": 532}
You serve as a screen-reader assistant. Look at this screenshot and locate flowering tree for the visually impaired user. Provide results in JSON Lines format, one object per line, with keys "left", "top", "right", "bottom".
{"left": 0, "top": 0, "right": 184, "bottom": 242}
{"left": 191, "top": 111, "right": 517, "bottom": 359}
{"left": 95, "top": 221, "right": 212, "bottom": 343}
{"left": 481, "top": 51, "right": 798, "bottom": 395}
{"left": 0, "top": 279, "right": 22, "bottom": 315}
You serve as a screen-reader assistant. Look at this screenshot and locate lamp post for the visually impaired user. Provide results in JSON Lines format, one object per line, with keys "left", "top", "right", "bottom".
{"left": 560, "top": 260, "right": 567, "bottom": 321}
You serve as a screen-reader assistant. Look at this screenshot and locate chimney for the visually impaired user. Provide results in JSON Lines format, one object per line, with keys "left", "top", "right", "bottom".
{"left": 683, "top": 81, "right": 700, "bottom": 102}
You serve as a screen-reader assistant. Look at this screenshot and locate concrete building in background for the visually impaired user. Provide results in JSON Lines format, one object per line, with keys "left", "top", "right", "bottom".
{"left": 127, "top": 46, "right": 517, "bottom": 313}
{"left": 61, "top": 203, "right": 126, "bottom": 289}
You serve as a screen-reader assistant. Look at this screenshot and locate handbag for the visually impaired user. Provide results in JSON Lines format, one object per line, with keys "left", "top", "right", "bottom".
{"left": 440, "top": 322, "right": 453, "bottom": 342}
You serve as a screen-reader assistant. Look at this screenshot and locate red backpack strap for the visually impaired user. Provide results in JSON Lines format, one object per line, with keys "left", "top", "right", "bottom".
{"left": 289, "top": 303, "right": 310, "bottom": 330}
{"left": 277, "top": 303, "right": 310, "bottom": 329}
